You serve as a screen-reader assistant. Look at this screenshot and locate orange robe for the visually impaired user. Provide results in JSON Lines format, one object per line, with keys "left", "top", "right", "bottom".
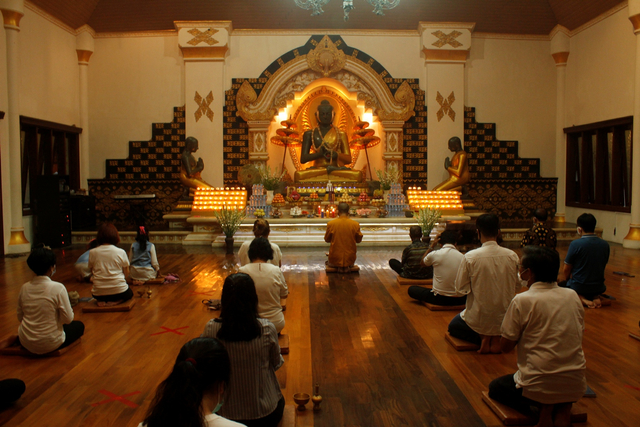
{"left": 324, "top": 216, "right": 363, "bottom": 267}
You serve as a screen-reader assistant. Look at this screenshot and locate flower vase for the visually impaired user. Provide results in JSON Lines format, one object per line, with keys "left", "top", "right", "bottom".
{"left": 266, "top": 190, "right": 274, "bottom": 205}
{"left": 224, "top": 237, "right": 235, "bottom": 255}
{"left": 383, "top": 189, "right": 390, "bottom": 202}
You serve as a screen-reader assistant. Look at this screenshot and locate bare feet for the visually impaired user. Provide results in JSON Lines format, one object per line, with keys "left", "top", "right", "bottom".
{"left": 579, "top": 295, "right": 597, "bottom": 308}
{"left": 132, "top": 280, "right": 145, "bottom": 286}
{"left": 478, "top": 335, "right": 492, "bottom": 354}
{"left": 553, "top": 403, "right": 572, "bottom": 427}
{"left": 535, "top": 404, "right": 554, "bottom": 427}
{"left": 592, "top": 297, "right": 602, "bottom": 308}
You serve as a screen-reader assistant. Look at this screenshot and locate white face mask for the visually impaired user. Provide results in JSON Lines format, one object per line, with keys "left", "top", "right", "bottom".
{"left": 51, "top": 266, "right": 56, "bottom": 277}
{"left": 517, "top": 270, "right": 529, "bottom": 287}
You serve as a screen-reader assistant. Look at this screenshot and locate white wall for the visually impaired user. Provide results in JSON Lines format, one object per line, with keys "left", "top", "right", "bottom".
{"left": 564, "top": 6, "right": 636, "bottom": 243}
{"left": 89, "top": 35, "right": 184, "bottom": 178}
{"left": 466, "top": 37, "right": 557, "bottom": 178}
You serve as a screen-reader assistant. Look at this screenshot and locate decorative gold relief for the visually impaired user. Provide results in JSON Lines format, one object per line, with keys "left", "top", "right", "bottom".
{"left": 624, "top": 224, "right": 640, "bottom": 241}
{"left": 361, "top": 227, "right": 389, "bottom": 232}
{"left": 314, "top": 227, "right": 328, "bottom": 231}
{"left": 436, "top": 91, "right": 455, "bottom": 122}
{"left": 277, "top": 227, "right": 303, "bottom": 233}
{"left": 377, "top": 80, "right": 415, "bottom": 121}
{"left": 306, "top": 35, "right": 346, "bottom": 77}
{"left": 431, "top": 30, "right": 463, "bottom": 48}
{"left": 76, "top": 49, "right": 93, "bottom": 63}
{"left": 187, "top": 28, "right": 219, "bottom": 46}
{"left": 236, "top": 80, "right": 277, "bottom": 121}
{"left": 9, "top": 230, "right": 29, "bottom": 245}
{"left": 194, "top": 91, "right": 214, "bottom": 122}
{"left": 551, "top": 52, "right": 570, "bottom": 65}
{"left": 1, "top": 9, "right": 23, "bottom": 27}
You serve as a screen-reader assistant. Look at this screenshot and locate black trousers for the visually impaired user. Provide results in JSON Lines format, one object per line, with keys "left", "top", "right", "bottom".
{"left": 488, "top": 374, "right": 538, "bottom": 416}
{"left": 408, "top": 286, "right": 467, "bottom": 306}
{"left": 558, "top": 280, "right": 605, "bottom": 300}
{"left": 59, "top": 321, "right": 85, "bottom": 349}
{"left": 389, "top": 259, "right": 403, "bottom": 275}
{"left": 234, "top": 396, "right": 285, "bottom": 427}
{"left": 92, "top": 287, "right": 134, "bottom": 302}
{"left": 0, "top": 379, "right": 26, "bottom": 407}
{"left": 447, "top": 313, "right": 481, "bottom": 346}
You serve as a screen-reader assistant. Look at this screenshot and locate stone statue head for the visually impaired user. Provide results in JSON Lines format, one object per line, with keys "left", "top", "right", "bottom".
{"left": 448, "top": 136, "right": 462, "bottom": 152}
{"left": 315, "top": 100, "right": 335, "bottom": 126}
{"left": 185, "top": 136, "right": 199, "bottom": 152}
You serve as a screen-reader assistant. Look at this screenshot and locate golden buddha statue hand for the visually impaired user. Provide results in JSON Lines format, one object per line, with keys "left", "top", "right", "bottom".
{"left": 294, "top": 100, "right": 363, "bottom": 183}
{"left": 432, "top": 136, "right": 470, "bottom": 192}
{"left": 180, "top": 136, "right": 213, "bottom": 199}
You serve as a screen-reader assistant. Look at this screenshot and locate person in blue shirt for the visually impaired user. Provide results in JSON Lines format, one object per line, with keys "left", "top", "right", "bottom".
{"left": 561, "top": 213, "right": 610, "bottom": 308}
{"left": 74, "top": 239, "right": 98, "bottom": 282}
{"left": 129, "top": 226, "right": 160, "bottom": 285}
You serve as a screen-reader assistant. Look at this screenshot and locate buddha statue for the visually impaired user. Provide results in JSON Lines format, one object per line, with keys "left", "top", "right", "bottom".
{"left": 294, "top": 100, "right": 363, "bottom": 183}
{"left": 432, "top": 136, "right": 470, "bottom": 191}
{"left": 180, "top": 136, "right": 213, "bottom": 199}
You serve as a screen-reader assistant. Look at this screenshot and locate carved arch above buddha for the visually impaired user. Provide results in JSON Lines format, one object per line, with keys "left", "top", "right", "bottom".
{"left": 235, "top": 35, "right": 415, "bottom": 123}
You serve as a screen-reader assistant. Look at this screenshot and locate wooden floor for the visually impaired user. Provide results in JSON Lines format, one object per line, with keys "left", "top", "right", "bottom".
{"left": 1, "top": 242, "right": 639, "bottom": 427}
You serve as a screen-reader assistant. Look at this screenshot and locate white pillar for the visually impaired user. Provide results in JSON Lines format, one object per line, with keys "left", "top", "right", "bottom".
{"left": 76, "top": 26, "right": 95, "bottom": 190}
{"left": 418, "top": 22, "right": 474, "bottom": 189}
{"left": 624, "top": 3, "right": 640, "bottom": 248}
{"left": 550, "top": 26, "right": 570, "bottom": 223}
{"left": 175, "top": 21, "right": 231, "bottom": 187}
{"left": 1, "top": 0, "right": 29, "bottom": 253}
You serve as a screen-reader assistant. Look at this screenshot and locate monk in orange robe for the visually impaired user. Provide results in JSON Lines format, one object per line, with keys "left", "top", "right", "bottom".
{"left": 324, "top": 203, "right": 363, "bottom": 272}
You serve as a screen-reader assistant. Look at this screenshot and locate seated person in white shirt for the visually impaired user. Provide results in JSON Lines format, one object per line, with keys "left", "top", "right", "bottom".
{"left": 238, "top": 219, "right": 282, "bottom": 268}
{"left": 489, "top": 246, "right": 586, "bottom": 427}
{"left": 448, "top": 214, "right": 520, "bottom": 354}
{"left": 408, "top": 230, "right": 466, "bottom": 306}
{"left": 17, "top": 244, "right": 85, "bottom": 355}
{"left": 238, "top": 237, "right": 288, "bottom": 333}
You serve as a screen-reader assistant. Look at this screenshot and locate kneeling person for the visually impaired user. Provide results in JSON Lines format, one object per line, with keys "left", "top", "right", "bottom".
{"left": 408, "top": 230, "right": 466, "bottom": 306}
{"left": 325, "top": 203, "right": 363, "bottom": 272}
{"left": 389, "top": 226, "right": 433, "bottom": 280}
{"left": 489, "top": 246, "right": 586, "bottom": 427}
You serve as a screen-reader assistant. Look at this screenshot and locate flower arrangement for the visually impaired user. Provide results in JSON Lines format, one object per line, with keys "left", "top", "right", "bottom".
{"left": 415, "top": 207, "right": 441, "bottom": 236}
{"left": 375, "top": 168, "right": 401, "bottom": 190}
{"left": 214, "top": 208, "right": 246, "bottom": 238}
{"left": 356, "top": 208, "right": 372, "bottom": 217}
{"left": 259, "top": 166, "right": 286, "bottom": 191}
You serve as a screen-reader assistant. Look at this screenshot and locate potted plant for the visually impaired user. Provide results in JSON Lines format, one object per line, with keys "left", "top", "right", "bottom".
{"left": 259, "top": 165, "right": 286, "bottom": 204}
{"left": 214, "top": 208, "right": 246, "bottom": 255}
{"left": 415, "top": 207, "right": 441, "bottom": 243}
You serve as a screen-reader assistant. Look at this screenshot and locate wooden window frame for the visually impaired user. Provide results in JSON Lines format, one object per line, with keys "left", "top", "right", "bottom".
{"left": 20, "top": 116, "right": 82, "bottom": 215}
{"left": 564, "top": 116, "right": 632, "bottom": 213}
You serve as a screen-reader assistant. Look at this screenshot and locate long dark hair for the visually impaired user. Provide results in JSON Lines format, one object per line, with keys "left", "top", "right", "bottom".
{"left": 217, "top": 273, "right": 262, "bottom": 342}
{"left": 136, "top": 225, "right": 150, "bottom": 249}
{"left": 143, "top": 337, "right": 230, "bottom": 427}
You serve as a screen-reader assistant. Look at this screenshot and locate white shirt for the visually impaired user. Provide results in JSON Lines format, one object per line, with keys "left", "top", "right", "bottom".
{"left": 238, "top": 263, "right": 288, "bottom": 332}
{"left": 89, "top": 244, "right": 130, "bottom": 296}
{"left": 454, "top": 241, "right": 520, "bottom": 335}
{"left": 238, "top": 240, "right": 282, "bottom": 267}
{"left": 423, "top": 244, "right": 464, "bottom": 296}
{"left": 17, "top": 276, "right": 74, "bottom": 354}
{"left": 138, "top": 413, "right": 244, "bottom": 427}
{"left": 502, "top": 282, "right": 587, "bottom": 404}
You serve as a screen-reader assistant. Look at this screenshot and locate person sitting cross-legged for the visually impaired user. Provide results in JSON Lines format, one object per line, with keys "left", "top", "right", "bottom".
{"left": 489, "top": 246, "right": 587, "bottom": 427}
{"left": 560, "top": 213, "right": 610, "bottom": 308}
{"left": 238, "top": 219, "right": 282, "bottom": 268}
{"left": 520, "top": 208, "right": 557, "bottom": 250}
{"left": 389, "top": 225, "right": 433, "bottom": 280}
{"left": 238, "top": 237, "right": 288, "bottom": 334}
{"left": 447, "top": 213, "right": 520, "bottom": 353}
{"left": 324, "top": 202, "right": 363, "bottom": 273}
{"left": 408, "top": 230, "right": 466, "bottom": 306}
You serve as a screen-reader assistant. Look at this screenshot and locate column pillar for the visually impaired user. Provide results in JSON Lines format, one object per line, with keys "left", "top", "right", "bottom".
{"left": 247, "top": 121, "right": 270, "bottom": 169}
{"left": 1, "top": 0, "right": 29, "bottom": 253}
{"left": 419, "top": 22, "right": 474, "bottom": 189}
{"left": 175, "top": 21, "right": 231, "bottom": 187}
{"left": 550, "top": 26, "right": 570, "bottom": 223}
{"left": 76, "top": 26, "right": 95, "bottom": 190}
{"left": 624, "top": 3, "right": 640, "bottom": 248}
{"left": 381, "top": 121, "right": 405, "bottom": 182}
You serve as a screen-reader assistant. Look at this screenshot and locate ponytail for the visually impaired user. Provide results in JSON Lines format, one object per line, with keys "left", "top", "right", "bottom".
{"left": 136, "top": 225, "right": 149, "bottom": 249}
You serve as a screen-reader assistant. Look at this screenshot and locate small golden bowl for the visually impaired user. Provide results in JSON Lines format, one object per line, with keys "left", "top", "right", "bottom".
{"left": 293, "top": 392, "right": 310, "bottom": 411}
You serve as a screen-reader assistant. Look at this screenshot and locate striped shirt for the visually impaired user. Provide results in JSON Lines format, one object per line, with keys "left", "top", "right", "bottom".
{"left": 203, "top": 318, "right": 284, "bottom": 421}
{"left": 400, "top": 240, "right": 432, "bottom": 279}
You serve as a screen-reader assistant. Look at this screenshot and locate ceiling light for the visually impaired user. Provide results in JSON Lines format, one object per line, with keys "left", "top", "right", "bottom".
{"left": 294, "top": 0, "right": 400, "bottom": 21}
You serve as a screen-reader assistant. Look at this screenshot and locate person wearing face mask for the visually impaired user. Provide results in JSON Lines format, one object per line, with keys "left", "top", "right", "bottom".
{"left": 489, "top": 246, "right": 586, "bottom": 427}
{"left": 560, "top": 213, "right": 610, "bottom": 308}
{"left": 16, "top": 244, "right": 85, "bottom": 355}
{"left": 140, "top": 337, "right": 242, "bottom": 427}
{"left": 447, "top": 214, "right": 520, "bottom": 354}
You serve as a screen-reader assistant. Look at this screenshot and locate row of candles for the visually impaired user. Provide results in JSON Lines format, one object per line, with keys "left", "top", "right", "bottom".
{"left": 405, "top": 187, "right": 464, "bottom": 210}
{"left": 192, "top": 188, "right": 248, "bottom": 211}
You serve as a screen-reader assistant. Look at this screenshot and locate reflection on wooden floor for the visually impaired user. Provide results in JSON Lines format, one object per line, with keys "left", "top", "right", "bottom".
{"left": 0, "top": 243, "right": 639, "bottom": 427}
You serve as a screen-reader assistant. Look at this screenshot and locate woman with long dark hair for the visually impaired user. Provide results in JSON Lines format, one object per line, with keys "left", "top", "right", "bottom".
{"left": 202, "top": 273, "right": 285, "bottom": 427}
{"left": 140, "top": 337, "right": 242, "bottom": 427}
{"left": 129, "top": 225, "right": 160, "bottom": 285}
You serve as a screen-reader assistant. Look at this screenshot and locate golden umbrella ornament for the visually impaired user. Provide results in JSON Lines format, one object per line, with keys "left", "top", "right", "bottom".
{"left": 350, "top": 117, "right": 381, "bottom": 181}
{"left": 270, "top": 117, "right": 301, "bottom": 172}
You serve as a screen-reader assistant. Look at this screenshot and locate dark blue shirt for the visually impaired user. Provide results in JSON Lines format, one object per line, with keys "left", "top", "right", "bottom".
{"left": 565, "top": 234, "right": 609, "bottom": 295}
